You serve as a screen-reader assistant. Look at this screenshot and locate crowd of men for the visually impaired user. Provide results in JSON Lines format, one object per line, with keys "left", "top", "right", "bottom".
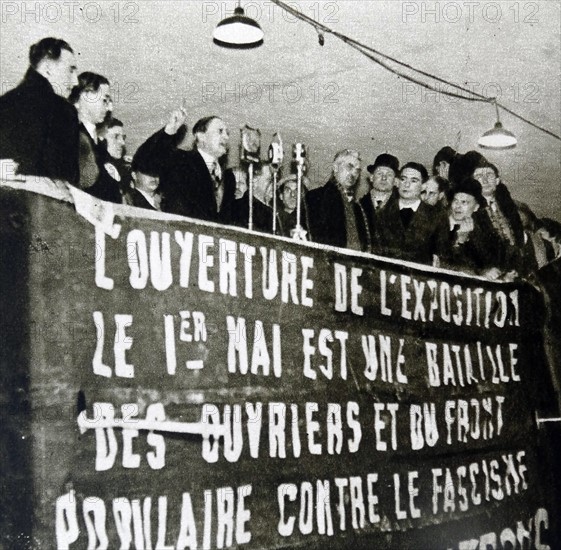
{"left": 1, "top": 38, "right": 560, "bottom": 282}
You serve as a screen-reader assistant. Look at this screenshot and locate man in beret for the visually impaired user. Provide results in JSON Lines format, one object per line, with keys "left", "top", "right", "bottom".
{"left": 376, "top": 162, "right": 448, "bottom": 264}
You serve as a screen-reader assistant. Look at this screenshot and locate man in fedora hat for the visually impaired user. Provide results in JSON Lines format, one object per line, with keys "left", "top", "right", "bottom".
{"left": 125, "top": 140, "right": 165, "bottom": 211}
{"left": 360, "top": 153, "right": 400, "bottom": 250}
{"left": 440, "top": 177, "right": 504, "bottom": 276}
{"left": 362, "top": 153, "right": 400, "bottom": 211}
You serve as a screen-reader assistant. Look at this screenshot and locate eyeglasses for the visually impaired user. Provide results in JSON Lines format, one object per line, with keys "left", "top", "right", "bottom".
{"left": 474, "top": 170, "right": 497, "bottom": 180}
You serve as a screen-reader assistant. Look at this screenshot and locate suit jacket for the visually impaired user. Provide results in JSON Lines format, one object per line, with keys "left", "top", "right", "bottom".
{"left": 275, "top": 203, "right": 311, "bottom": 238}
{"left": 376, "top": 197, "right": 448, "bottom": 265}
{"left": 232, "top": 193, "right": 274, "bottom": 233}
{"left": 440, "top": 216, "right": 504, "bottom": 274}
{"left": 156, "top": 145, "right": 235, "bottom": 225}
{"left": 359, "top": 188, "right": 397, "bottom": 253}
{"left": 77, "top": 125, "right": 122, "bottom": 204}
{"left": 0, "top": 68, "right": 79, "bottom": 183}
{"left": 476, "top": 182, "right": 532, "bottom": 274}
{"left": 305, "top": 178, "right": 371, "bottom": 252}
{"left": 125, "top": 188, "right": 158, "bottom": 211}
{"left": 99, "top": 147, "right": 132, "bottom": 196}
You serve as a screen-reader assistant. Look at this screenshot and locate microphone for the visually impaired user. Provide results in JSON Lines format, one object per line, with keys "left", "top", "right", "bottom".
{"left": 268, "top": 133, "right": 284, "bottom": 170}
{"left": 293, "top": 143, "right": 307, "bottom": 166}
{"left": 268, "top": 133, "right": 283, "bottom": 235}
{"left": 240, "top": 125, "right": 261, "bottom": 164}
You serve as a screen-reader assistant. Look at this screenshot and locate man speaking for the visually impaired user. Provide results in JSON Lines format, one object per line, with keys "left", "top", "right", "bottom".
{"left": 158, "top": 115, "right": 237, "bottom": 224}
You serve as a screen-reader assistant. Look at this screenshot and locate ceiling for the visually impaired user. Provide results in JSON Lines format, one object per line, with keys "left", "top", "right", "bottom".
{"left": 1, "top": 0, "right": 560, "bottom": 219}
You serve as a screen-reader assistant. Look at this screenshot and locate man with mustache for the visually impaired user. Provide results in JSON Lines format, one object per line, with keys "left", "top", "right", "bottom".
{"left": 306, "top": 149, "right": 370, "bottom": 252}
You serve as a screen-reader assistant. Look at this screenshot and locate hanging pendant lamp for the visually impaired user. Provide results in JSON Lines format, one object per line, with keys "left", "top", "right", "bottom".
{"left": 213, "top": 1, "right": 264, "bottom": 49}
{"left": 478, "top": 99, "right": 517, "bottom": 150}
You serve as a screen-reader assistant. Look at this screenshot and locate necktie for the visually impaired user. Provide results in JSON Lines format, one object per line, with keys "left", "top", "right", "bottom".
{"left": 211, "top": 161, "right": 223, "bottom": 210}
{"left": 211, "top": 161, "right": 221, "bottom": 187}
{"left": 487, "top": 198, "right": 515, "bottom": 245}
{"left": 375, "top": 199, "right": 383, "bottom": 210}
{"left": 400, "top": 207, "right": 414, "bottom": 228}
{"left": 451, "top": 223, "right": 461, "bottom": 245}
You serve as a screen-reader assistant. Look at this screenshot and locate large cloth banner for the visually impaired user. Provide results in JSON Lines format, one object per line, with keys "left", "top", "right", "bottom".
{"left": 0, "top": 183, "right": 558, "bottom": 549}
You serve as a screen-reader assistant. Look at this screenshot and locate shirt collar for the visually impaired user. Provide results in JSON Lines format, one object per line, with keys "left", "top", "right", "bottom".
{"left": 198, "top": 148, "right": 219, "bottom": 172}
{"left": 398, "top": 199, "right": 421, "bottom": 211}
{"left": 136, "top": 188, "right": 159, "bottom": 210}
{"left": 82, "top": 121, "right": 98, "bottom": 144}
{"left": 334, "top": 182, "right": 355, "bottom": 202}
{"left": 371, "top": 191, "right": 391, "bottom": 204}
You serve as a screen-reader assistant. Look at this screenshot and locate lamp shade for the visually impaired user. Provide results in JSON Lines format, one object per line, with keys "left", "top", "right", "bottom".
{"left": 213, "top": 6, "right": 264, "bottom": 49}
{"left": 478, "top": 121, "right": 517, "bottom": 150}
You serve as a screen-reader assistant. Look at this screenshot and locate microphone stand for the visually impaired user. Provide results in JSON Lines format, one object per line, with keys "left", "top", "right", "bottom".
{"left": 292, "top": 146, "right": 307, "bottom": 241}
{"left": 271, "top": 165, "right": 279, "bottom": 235}
{"left": 248, "top": 162, "right": 254, "bottom": 231}
{"left": 296, "top": 163, "right": 303, "bottom": 232}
